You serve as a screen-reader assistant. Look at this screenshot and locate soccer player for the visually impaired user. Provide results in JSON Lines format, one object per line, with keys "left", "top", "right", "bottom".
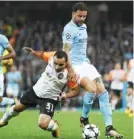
{"left": 0, "top": 50, "right": 79, "bottom": 138}
{"left": 62, "top": 2, "right": 123, "bottom": 138}
{"left": 6, "top": 65, "right": 22, "bottom": 98}
{"left": 0, "top": 34, "right": 16, "bottom": 106}
{"left": 109, "top": 63, "right": 126, "bottom": 110}
{"left": 125, "top": 58, "right": 134, "bottom": 117}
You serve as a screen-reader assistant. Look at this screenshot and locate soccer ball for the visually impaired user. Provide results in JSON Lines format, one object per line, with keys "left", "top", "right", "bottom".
{"left": 82, "top": 124, "right": 100, "bottom": 139}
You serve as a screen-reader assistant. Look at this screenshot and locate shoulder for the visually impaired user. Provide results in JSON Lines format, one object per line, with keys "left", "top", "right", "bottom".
{"left": 0, "top": 34, "right": 8, "bottom": 42}
{"left": 63, "top": 21, "right": 76, "bottom": 32}
{"left": 79, "top": 23, "right": 87, "bottom": 30}
{"left": 47, "top": 57, "right": 54, "bottom": 67}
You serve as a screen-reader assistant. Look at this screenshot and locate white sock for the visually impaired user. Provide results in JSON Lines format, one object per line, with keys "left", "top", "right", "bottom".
{"left": 111, "top": 98, "right": 118, "bottom": 110}
{"left": 130, "top": 96, "right": 134, "bottom": 111}
{"left": 0, "top": 105, "right": 19, "bottom": 122}
{"left": 0, "top": 97, "right": 15, "bottom": 106}
{"left": 127, "top": 95, "right": 133, "bottom": 108}
{"left": 47, "top": 120, "right": 58, "bottom": 131}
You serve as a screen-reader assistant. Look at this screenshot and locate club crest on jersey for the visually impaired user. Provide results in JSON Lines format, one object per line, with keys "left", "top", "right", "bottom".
{"left": 58, "top": 73, "right": 64, "bottom": 80}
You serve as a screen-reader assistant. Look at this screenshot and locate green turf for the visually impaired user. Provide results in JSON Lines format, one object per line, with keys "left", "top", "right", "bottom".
{"left": 0, "top": 110, "right": 133, "bottom": 139}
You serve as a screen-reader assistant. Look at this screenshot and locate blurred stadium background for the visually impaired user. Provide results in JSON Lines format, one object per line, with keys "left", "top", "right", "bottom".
{"left": 0, "top": 1, "right": 133, "bottom": 139}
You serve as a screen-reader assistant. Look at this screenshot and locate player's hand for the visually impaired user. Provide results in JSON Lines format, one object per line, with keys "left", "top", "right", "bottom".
{"left": 22, "top": 47, "right": 35, "bottom": 54}
{"left": 60, "top": 92, "right": 67, "bottom": 101}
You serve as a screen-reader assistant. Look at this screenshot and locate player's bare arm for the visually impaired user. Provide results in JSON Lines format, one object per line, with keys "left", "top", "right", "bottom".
{"left": 63, "top": 42, "right": 72, "bottom": 53}
{"left": 23, "top": 47, "right": 56, "bottom": 62}
{"left": 0, "top": 45, "right": 16, "bottom": 60}
{"left": 66, "top": 86, "right": 80, "bottom": 99}
{"left": 63, "top": 43, "right": 79, "bottom": 82}
{"left": 23, "top": 47, "right": 44, "bottom": 58}
{"left": 63, "top": 43, "right": 72, "bottom": 69}
{"left": 60, "top": 86, "right": 80, "bottom": 101}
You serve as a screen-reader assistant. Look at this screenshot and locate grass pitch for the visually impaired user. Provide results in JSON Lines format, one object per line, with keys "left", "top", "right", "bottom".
{"left": 0, "top": 110, "right": 133, "bottom": 139}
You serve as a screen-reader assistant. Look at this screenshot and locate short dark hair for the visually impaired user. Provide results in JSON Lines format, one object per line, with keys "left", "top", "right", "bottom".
{"left": 72, "top": 2, "right": 88, "bottom": 12}
{"left": 54, "top": 50, "right": 68, "bottom": 62}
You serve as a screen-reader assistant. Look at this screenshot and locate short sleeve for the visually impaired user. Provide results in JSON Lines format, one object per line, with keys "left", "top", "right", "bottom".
{"left": 0, "top": 35, "right": 10, "bottom": 49}
{"left": 42, "top": 51, "right": 56, "bottom": 62}
{"left": 62, "top": 25, "right": 75, "bottom": 45}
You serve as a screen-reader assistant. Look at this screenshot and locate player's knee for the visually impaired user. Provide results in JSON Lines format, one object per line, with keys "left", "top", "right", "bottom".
{"left": 13, "top": 105, "right": 25, "bottom": 112}
{"left": 87, "top": 85, "right": 97, "bottom": 93}
{"left": 84, "top": 84, "right": 97, "bottom": 93}
{"left": 38, "top": 121, "right": 48, "bottom": 130}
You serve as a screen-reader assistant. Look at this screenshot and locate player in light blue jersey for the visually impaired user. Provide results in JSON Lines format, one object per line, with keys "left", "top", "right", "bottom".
{"left": 0, "top": 34, "right": 16, "bottom": 107}
{"left": 62, "top": 2, "right": 123, "bottom": 139}
{"left": 6, "top": 65, "right": 22, "bottom": 98}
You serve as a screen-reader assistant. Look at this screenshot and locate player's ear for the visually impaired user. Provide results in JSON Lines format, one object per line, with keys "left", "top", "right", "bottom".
{"left": 65, "top": 61, "right": 68, "bottom": 67}
{"left": 72, "top": 12, "right": 75, "bottom": 16}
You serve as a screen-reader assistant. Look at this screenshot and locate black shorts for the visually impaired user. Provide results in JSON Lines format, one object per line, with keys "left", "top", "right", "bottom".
{"left": 111, "top": 89, "right": 121, "bottom": 97}
{"left": 20, "top": 88, "right": 58, "bottom": 117}
{"left": 127, "top": 82, "right": 133, "bottom": 89}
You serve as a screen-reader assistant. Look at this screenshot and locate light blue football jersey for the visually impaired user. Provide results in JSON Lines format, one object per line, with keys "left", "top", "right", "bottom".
{"left": 0, "top": 34, "right": 10, "bottom": 73}
{"left": 62, "top": 20, "right": 90, "bottom": 65}
{"left": 6, "top": 71, "right": 22, "bottom": 89}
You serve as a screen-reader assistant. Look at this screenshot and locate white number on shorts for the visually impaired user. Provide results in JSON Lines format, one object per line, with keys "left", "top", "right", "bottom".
{"left": 46, "top": 102, "right": 54, "bottom": 112}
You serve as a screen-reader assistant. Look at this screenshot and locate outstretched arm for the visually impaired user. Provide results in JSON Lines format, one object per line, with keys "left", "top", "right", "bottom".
{"left": 23, "top": 47, "right": 56, "bottom": 62}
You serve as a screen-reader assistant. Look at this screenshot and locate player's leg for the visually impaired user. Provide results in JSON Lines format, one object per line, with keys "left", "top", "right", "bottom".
{"left": 0, "top": 74, "right": 15, "bottom": 106}
{"left": 38, "top": 98, "right": 60, "bottom": 138}
{"left": 0, "top": 88, "right": 37, "bottom": 127}
{"left": 38, "top": 114, "right": 60, "bottom": 138}
{"left": 80, "top": 91, "right": 96, "bottom": 127}
{"left": 129, "top": 92, "right": 134, "bottom": 117}
{"left": 126, "top": 82, "right": 134, "bottom": 117}
{"left": 80, "top": 77, "right": 96, "bottom": 126}
{"left": 94, "top": 77, "right": 123, "bottom": 138}
{"left": 0, "top": 101, "right": 26, "bottom": 127}
{"left": 73, "top": 63, "right": 96, "bottom": 127}
{"left": 125, "top": 82, "right": 133, "bottom": 116}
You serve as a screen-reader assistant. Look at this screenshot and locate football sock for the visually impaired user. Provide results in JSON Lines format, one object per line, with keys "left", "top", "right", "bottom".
{"left": 82, "top": 92, "right": 95, "bottom": 118}
{"left": 130, "top": 95, "right": 134, "bottom": 111}
{"left": 127, "top": 95, "right": 133, "bottom": 109}
{"left": 98, "top": 90, "right": 112, "bottom": 127}
{"left": 0, "top": 105, "right": 19, "bottom": 122}
{"left": 47, "top": 120, "right": 58, "bottom": 131}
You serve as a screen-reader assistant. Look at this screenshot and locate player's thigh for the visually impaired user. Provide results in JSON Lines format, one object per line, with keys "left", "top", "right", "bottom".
{"left": 0, "top": 74, "right": 4, "bottom": 97}
{"left": 38, "top": 98, "right": 58, "bottom": 118}
{"left": 20, "top": 88, "right": 37, "bottom": 107}
{"left": 6, "top": 87, "right": 17, "bottom": 97}
{"left": 74, "top": 63, "right": 101, "bottom": 93}
{"left": 73, "top": 62, "right": 101, "bottom": 83}
{"left": 80, "top": 76, "right": 96, "bottom": 93}
{"left": 12, "top": 88, "right": 19, "bottom": 97}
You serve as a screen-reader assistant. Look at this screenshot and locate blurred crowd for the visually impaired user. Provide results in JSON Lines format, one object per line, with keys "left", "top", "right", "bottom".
{"left": 0, "top": 2, "right": 133, "bottom": 110}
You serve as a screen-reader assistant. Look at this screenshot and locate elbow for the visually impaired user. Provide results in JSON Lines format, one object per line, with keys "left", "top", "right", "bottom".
{"left": 12, "top": 51, "right": 16, "bottom": 58}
